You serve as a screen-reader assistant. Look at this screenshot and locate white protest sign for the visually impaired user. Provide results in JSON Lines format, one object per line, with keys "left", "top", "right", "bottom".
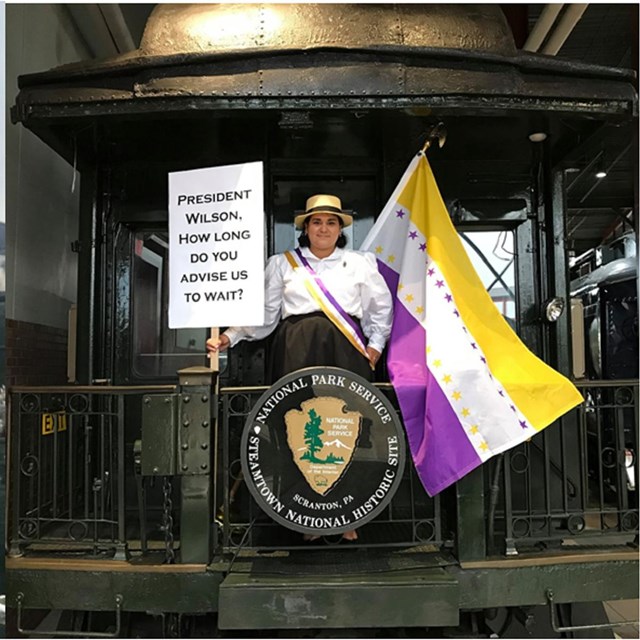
{"left": 168, "top": 161, "right": 265, "bottom": 329}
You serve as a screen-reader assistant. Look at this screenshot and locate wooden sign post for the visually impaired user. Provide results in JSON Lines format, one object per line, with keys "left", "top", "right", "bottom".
{"left": 209, "top": 327, "right": 220, "bottom": 372}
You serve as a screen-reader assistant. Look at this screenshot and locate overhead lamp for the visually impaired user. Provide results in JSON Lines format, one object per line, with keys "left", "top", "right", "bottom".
{"left": 543, "top": 296, "right": 565, "bottom": 323}
{"left": 595, "top": 154, "right": 607, "bottom": 179}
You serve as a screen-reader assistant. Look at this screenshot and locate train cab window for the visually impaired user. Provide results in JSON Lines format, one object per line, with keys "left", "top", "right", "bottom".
{"left": 460, "top": 230, "right": 517, "bottom": 327}
{"left": 132, "top": 232, "right": 212, "bottom": 378}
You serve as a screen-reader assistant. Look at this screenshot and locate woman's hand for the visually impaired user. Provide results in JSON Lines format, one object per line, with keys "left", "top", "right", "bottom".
{"left": 366, "top": 347, "right": 381, "bottom": 367}
{"left": 206, "top": 334, "right": 230, "bottom": 355}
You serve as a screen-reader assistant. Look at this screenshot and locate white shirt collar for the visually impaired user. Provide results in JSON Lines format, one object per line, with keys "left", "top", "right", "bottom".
{"left": 300, "top": 246, "right": 344, "bottom": 262}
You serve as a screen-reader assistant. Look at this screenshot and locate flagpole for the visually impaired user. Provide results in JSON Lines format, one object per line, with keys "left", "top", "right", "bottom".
{"left": 209, "top": 327, "right": 219, "bottom": 372}
{"left": 420, "top": 122, "right": 447, "bottom": 155}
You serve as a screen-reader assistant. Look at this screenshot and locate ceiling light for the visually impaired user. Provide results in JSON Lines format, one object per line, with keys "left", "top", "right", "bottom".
{"left": 528, "top": 132, "right": 547, "bottom": 143}
{"left": 595, "top": 153, "right": 607, "bottom": 179}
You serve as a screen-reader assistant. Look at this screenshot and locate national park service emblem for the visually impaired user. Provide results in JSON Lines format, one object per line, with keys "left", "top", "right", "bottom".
{"left": 285, "top": 397, "right": 361, "bottom": 496}
{"left": 241, "top": 367, "right": 406, "bottom": 536}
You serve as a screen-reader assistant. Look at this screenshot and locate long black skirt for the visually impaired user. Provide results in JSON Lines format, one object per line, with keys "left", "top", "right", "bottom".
{"left": 268, "top": 312, "right": 372, "bottom": 383}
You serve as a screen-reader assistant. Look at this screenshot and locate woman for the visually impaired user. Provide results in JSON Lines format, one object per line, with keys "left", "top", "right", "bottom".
{"left": 206, "top": 194, "right": 393, "bottom": 542}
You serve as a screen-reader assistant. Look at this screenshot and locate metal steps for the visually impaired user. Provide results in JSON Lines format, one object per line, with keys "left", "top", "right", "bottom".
{"left": 218, "top": 550, "right": 459, "bottom": 630}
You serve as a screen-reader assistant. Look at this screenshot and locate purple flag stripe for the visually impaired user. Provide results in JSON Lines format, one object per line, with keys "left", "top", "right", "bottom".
{"left": 377, "top": 261, "right": 482, "bottom": 496}
{"left": 377, "top": 260, "right": 400, "bottom": 303}
{"left": 294, "top": 248, "right": 368, "bottom": 347}
{"left": 389, "top": 303, "right": 482, "bottom": 495}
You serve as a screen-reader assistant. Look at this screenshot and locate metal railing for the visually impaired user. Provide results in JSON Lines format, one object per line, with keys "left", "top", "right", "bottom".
{"left": 215, "top": 384, "right": 444, "bottom": 552}
{"left": 7, "top": 380, "right": 637, "bottom": 560}
{"left": 7, "top": 385, "right": 173, "bottom": 558}
{"left": 496, "top": 380, "right": 639, "bottom": 554}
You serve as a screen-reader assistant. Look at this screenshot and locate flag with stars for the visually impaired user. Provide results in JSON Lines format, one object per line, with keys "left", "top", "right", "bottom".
{"left": 360, "top": 152, "right": 583, "bottom": 496}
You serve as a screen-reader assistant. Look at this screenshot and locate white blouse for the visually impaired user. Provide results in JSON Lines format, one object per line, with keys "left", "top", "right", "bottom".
{"left": 224, "top": 246, "right": 393, "bottom": 352}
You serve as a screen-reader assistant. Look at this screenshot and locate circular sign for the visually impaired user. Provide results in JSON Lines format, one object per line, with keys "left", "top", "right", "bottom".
{"left": 240, "top": 366, "right": 406, "bottom": 535}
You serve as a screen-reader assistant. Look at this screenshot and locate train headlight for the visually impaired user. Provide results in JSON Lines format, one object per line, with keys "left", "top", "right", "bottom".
{"left": 543, "top": 296, "right": 565, "bottom": 322}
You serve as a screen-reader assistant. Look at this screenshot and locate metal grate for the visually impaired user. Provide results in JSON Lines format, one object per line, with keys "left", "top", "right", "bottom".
{"left": 6, "top": 386, "right": 172, "bottom": 559}
{"left": 496, "top": 380, "right": 639, "bottom": 554}
{"left": 8, "top": 380, "right": 635, "bottom": 561}
{"left": 8, "top": 390, "right": 125, "bottom": 555}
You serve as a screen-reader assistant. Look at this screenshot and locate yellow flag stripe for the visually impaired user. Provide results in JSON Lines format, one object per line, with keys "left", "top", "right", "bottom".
{"left": 397, "top": 155, "right": 582, "bottom": 430}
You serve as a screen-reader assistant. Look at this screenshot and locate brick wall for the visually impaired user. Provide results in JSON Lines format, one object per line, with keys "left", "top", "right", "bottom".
{"left": 6, "top": 319, "right": 68, "bottom": 387}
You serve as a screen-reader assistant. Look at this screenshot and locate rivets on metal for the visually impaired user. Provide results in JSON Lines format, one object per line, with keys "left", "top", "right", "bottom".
{"left": 183, "top": 395, "right": 190, "bottom": 403}
{"left": 201, "top": 394, "right": 208, "bottom": 403}
{"left": 201, "top": 463, "right": 208, "bottom": 470}
{"left": 152, "top": 466, "right": 159, "bottom": 474}
{"left": 182, "top": 464, "right": 189, "bottom": 471}
{"left": 181, "top": 443, "right": 188, "bottom": 450}
{"left": 202, "top": 421, "right": 209, "bottom": 428}
{"left": 183, "top": 419, "right": 190, "bottom": 427}
{"left": 144, "top": 397, "right": 150, "bottom": 405}
{"left": 201, "top": 443, "right": 208, "bottom": 450}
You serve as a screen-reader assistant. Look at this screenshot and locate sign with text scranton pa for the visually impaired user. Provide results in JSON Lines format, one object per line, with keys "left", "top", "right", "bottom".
{"left": 241, "top": 367, "right": 406, "bottom": 535}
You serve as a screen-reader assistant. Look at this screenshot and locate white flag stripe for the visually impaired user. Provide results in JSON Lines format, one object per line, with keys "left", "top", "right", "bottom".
{"left": 361, "top": 155, "right": 421, "bottom": 253}
{"left": 421, "top": 258, "right": 533, "bottom": 453}
{"left": 369, "top": 206, "right": 410, "bottom": 271}
{"left": 397, "top": 220, "right": 427, "bottom": 321}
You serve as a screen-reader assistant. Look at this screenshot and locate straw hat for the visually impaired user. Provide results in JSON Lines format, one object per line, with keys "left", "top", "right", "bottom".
{"left": 294, "top": 194, "right": 354, "bottom": 230}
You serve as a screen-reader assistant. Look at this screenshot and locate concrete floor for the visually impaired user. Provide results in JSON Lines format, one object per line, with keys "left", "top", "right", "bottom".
{"left": 605, "top": 599, "right": 640, "bottom": 639}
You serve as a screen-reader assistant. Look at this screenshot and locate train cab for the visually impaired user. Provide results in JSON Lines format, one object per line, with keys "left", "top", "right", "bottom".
{"left": 6, "top": 4, "right": 639, "bottom": 637}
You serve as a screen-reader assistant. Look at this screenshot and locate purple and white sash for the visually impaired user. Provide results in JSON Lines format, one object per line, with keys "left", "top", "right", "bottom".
{"left": 284, "top": 249, "right": 371, "bottom": 364}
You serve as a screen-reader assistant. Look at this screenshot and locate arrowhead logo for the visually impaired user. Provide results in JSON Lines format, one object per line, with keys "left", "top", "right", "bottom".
{"left": 285, "top": 397, "right": 361, "bottom": 496}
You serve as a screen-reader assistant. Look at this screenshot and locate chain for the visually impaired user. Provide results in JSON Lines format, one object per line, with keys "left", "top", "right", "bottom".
{"left": 164, "top": 613, "right": 180, "bottom": 638}
{"left": 161, "top": 477, "right": 175, "bottom": 564}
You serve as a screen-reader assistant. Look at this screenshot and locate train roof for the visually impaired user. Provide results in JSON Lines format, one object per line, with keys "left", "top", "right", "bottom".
{"left": 13, "top": 4, "right": 636, "bottom": 130}
{"left": 570, "top": 256, "right": 638, "bottom": 297}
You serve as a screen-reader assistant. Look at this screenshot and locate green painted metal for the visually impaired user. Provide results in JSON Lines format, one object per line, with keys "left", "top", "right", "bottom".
{"left": 16, "top": 592, "right": 123, "bottom": 638}
{"left": 218, "top": 567, "right": 459, "bottom": 629}
{"left": 8, "top": 555, "right": 638, "bottom": 629}
{"left": 454, "top": 560, "right": 639, "bottom": 608}
{"left": 8, "top": 569, "right": 221, "bottom": 614}
{"left": 141, "top": 394, "right": 178, "bottom": 476}
{"left": 177, "top": 367, "right": 214, "bottom": 563}
{"left": 455, "top": 467, "right": 486, "bottom": 563}
{"left": 177, "top": 391, "right": 211, "bottom": 476}
{"left": 139, "top": 372, "right": 214, "bottom": 477}
{"left": 180, "top": 476, "right": 212, "bottom": 564}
